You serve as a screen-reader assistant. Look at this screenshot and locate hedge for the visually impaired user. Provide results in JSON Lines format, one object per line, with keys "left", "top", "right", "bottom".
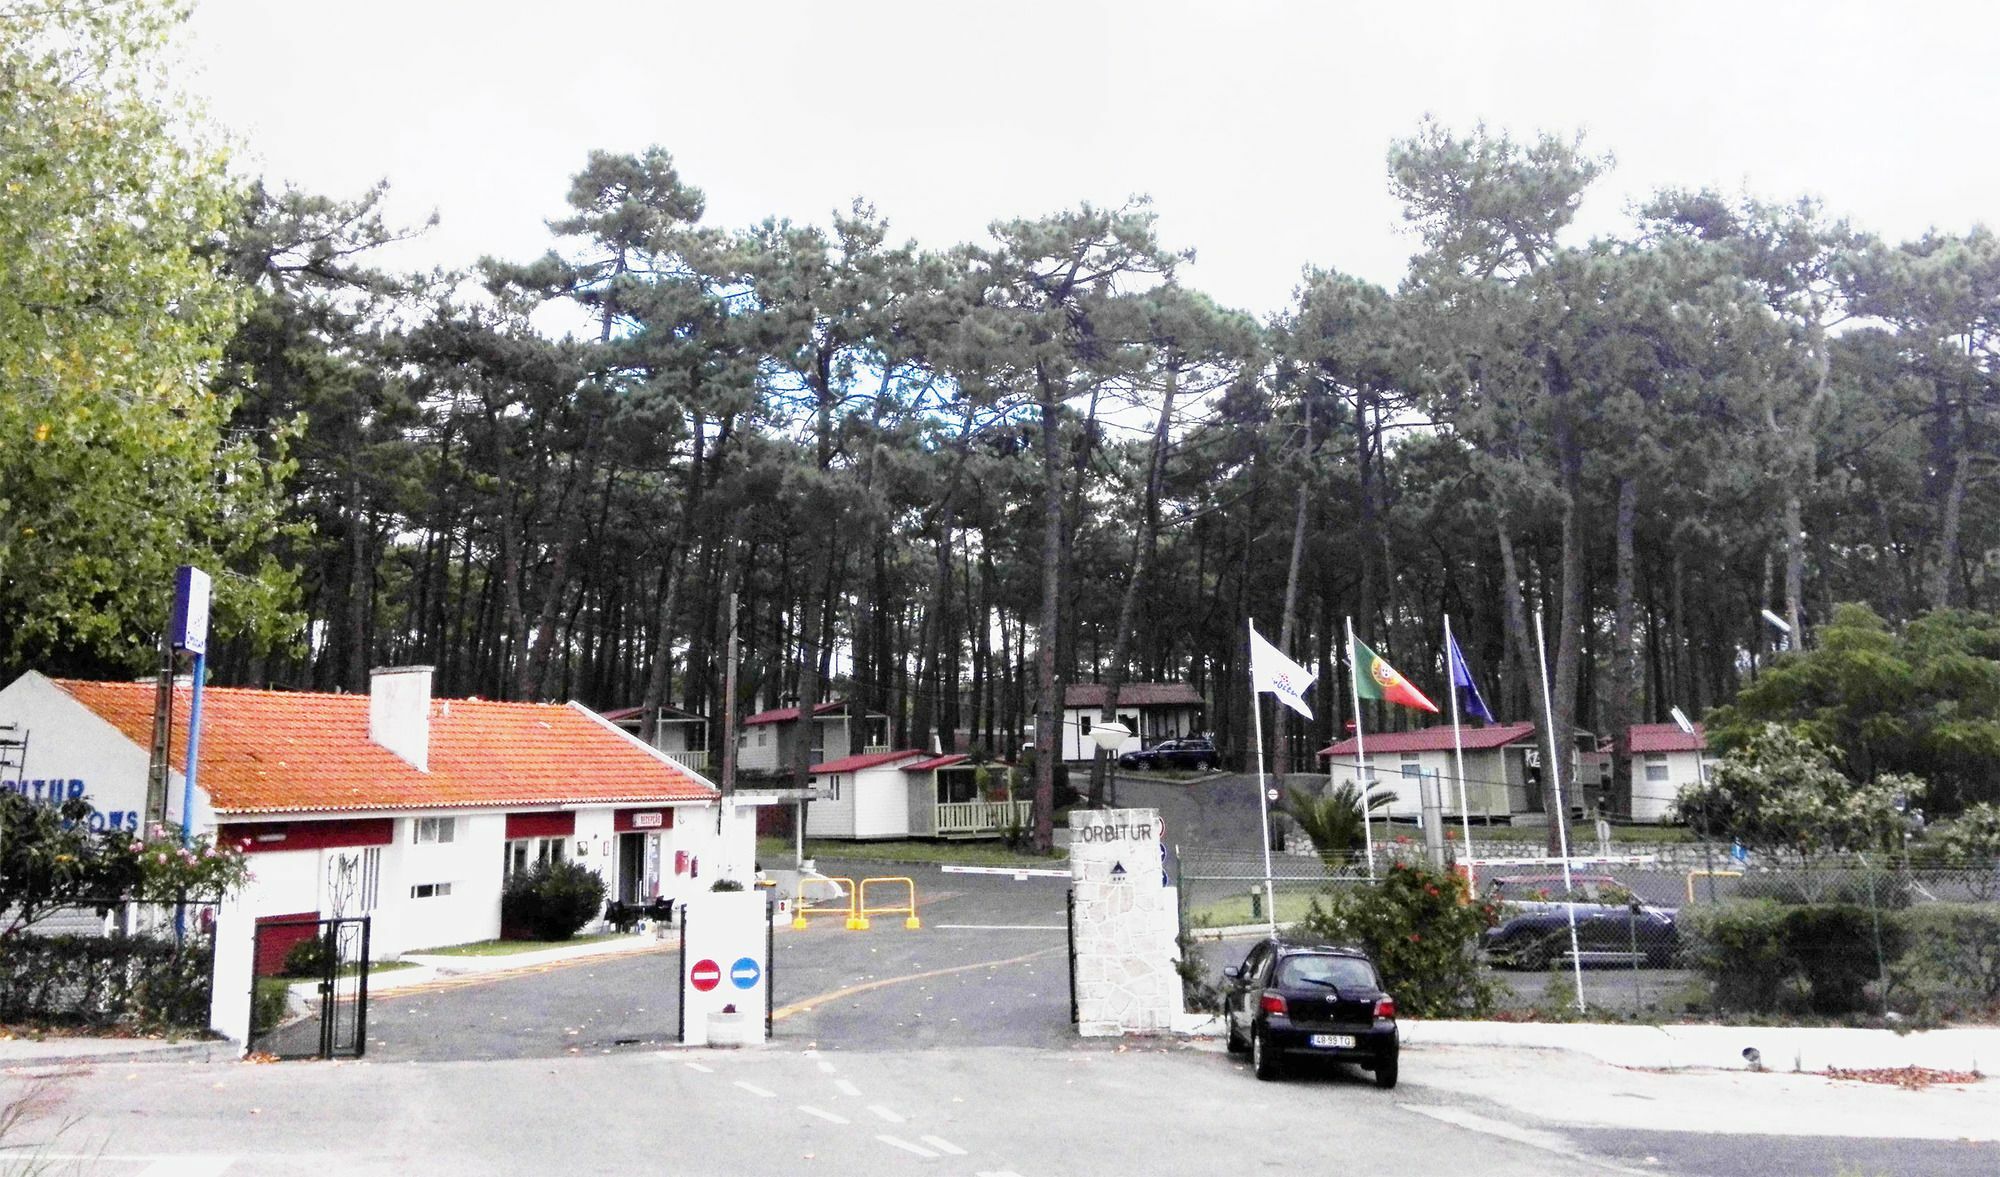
{"left": 0, "top": 933, "right": 213, "bottom": 1029}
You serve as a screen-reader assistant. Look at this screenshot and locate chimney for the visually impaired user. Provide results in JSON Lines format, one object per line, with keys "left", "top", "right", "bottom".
{"left": 369, "top": 666, "right": 433, "bottom": 771}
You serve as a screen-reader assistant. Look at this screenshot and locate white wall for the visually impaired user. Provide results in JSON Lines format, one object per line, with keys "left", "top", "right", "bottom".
{"left": 0, "top": 672, "right": 181, "bottom": 835}
{"left": 853, "top": 768, "right": 913, "bottom": 838}
{"left": 1628, "top": 750, "right": 1712, "bottom": 822}
{"left": 1346, "top": 747, "right": 1515, "bottom": 819}
{"left": 805, "top": 771, "right": 856, "bottom": 837}
{"left": 737, "top": 724, "right": 779, "bottom": 772}
{"left": 1059, "top": 707, "right": 1143, "bottom": 761}
{"left": 376, "top": 811, "right": 505, "bottom": 956}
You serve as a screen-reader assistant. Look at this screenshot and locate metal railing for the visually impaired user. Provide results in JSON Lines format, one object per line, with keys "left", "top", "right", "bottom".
{"left": 936, "top": 799, "right": 1033, "bottom": 836}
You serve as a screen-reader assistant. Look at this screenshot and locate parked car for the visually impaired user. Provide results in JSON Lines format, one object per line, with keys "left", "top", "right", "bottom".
{"left": 1479, "top": 873, "right": 1679, "bottom": 969}
{"left": 1220, "top": 938, "right": 1399, "bottom": 1086}
{"left": 1116, "top": 737, "right": 1219, "bottom": 772}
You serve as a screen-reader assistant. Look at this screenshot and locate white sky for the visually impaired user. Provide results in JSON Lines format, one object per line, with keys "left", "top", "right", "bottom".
{"left": 183, "top": 0, "right": 1997, "bottom": 321}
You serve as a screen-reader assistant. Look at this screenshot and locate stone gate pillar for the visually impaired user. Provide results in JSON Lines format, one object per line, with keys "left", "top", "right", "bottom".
{"left": 1069, "top": 807, "right": 1182, "bottom": 1036}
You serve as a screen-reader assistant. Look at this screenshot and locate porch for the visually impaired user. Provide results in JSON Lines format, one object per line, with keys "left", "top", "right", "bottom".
{"left": 932, "top": 798, "right": 1034, "bottom": 838}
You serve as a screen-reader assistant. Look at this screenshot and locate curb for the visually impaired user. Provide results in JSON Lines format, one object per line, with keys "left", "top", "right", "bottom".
{"left": 1, "top": 1038, "right": 233, "bottom": 1067}
{"left": 1402, "top": 1019, "right": 2000, "bottom": 1073}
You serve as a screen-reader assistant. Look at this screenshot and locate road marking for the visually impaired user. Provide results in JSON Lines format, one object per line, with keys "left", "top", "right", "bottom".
{"left": 936, "top": 923, "right": 1065, "bottom": 931}
{"left": 941, "top": 864, "right": 1072, "bottom": 878}
{"left": 684, "top": 1061, "right": 714, "bottom": 1073}
{"left": 136, "top": 1160, "right": 235, "bottom": 1176}
{"left": 35, "top": 1160, "right": 233, "bottom": 1175}
{"left": 817, "top": 1058, "right": 837, "bottom": 1073}
{"left": 798, "top": 1105, "right": 850, "bottom": 1124}
{"left": 772, "top": 947, "right": 1062, "bottom": 1021}
{"left": 867, "top": 1103, "right": 906, "bottom": 1123}
{"left": 834, "top": 1079, "right": 863, "bottom": 1097}
{"left": 876, "top": 1135, "right": 937, "bottom": 1158}
{"left": 733, "top": 1081, "right": 777, "bottom": 1098}
{"left": 919, "top": 1135, "right": 968, "bottom": 1155}
{"left": 976, "top": 1171, "right": 1027, "bottom": 1177}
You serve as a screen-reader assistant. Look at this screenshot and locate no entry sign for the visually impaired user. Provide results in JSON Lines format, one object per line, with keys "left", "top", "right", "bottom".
{"left": 689, "top": 958, "right": 721, "bottom": 992}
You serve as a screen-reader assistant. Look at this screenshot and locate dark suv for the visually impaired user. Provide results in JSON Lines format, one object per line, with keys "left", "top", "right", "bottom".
{"left": 1116, "top": 737, "right": 1219, "bottom": 772}
{"left": 1221, "top": 939, "right": 1399, "bottom": 1086}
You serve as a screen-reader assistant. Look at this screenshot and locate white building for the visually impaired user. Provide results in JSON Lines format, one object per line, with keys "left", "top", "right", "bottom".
{"left": 1056, "top": 682, "right": 1204, "bottom": 761}
{"left": 805, "top": 751, "right": 1033, "bottom": 840}
{"left": 1625, "top": 722, "right": 1714, "bottom": 822}
{"left": 0, "top": 667, "right": 755, "bottom": 961}
{"left": 1317, "top": 722, "right": 1603, "bottom": 821}
{"left": 735, "top": 699, "right": 889, "bottom": 775}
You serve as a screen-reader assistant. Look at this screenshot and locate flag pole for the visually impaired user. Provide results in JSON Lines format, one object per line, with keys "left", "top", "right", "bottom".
{"left": 1345, "top": 616, "right": 1375, "bottom": 880}
{"left": 1247, "top": 618, "right": 1278, "bottom": 935}
{"left": 1445, "top": 614, "right": 1476, "bottom": 892}
{"left": 1534, "top": 608, "right": 1587, "bottom": 1012}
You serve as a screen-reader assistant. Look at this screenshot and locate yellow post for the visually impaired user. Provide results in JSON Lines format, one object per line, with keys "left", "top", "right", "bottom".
{"left": 1684, "top": 868, "right": 1743, "bottom": 904}
{"left": 857, "top": 876, "right": 921, "bottom": 930}
{"left": 792, "top": 876, "right": 858, "bottom": 930}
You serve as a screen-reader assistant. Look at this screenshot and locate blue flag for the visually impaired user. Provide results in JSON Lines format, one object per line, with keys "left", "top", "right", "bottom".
{"left": 1447, "top": 633, "right": 1495, "bottom": 723}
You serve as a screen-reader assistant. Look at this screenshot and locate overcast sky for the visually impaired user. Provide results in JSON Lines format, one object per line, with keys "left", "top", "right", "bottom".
{"left": 183, "top": 0, "right": 1997, "bottom": 320}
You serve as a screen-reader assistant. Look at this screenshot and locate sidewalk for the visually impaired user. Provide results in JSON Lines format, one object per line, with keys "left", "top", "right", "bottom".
{"left": 1402, "top": 1017, "right": 2000, "bottom": 1073}
{"left": 0, "top": 1032, "right": 231, "bottom": 1065}
{"left": 387, "top": 929, "right": 676, "bottom": 989}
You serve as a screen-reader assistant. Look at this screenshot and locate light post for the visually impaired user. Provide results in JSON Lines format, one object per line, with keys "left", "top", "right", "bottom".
{"left": 1087, "top": 720, "right": 1132, "bottom": 808}
{"left": 1672, "top": 705, "right": 1719, "bottom": 903}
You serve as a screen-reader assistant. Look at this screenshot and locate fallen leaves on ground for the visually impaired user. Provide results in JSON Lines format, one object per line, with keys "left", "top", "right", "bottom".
{"left": 1822, "top": 1065, "right": 1982, "bottom": 1089}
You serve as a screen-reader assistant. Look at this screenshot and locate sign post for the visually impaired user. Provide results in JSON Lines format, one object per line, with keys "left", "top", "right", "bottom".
{"left": 679, "top": 889, "right": 769, "bottom": 1046}
{"left": 169, "top": 566, "right": 211, "bottom": 846}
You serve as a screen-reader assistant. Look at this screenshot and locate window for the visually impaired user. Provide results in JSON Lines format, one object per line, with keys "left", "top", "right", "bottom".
{"left": 1276, "top": 954, "right": 1378, "bottom": 990}
{"left": 1080, "top": 715, "right": 1092, "bottom": 736}
{"left": 414, "top": 816, "right": 456, "bottom": 844}
{"left": 503, "top": 837, "right": 566, "bottom": 880}
{"left": 410, "top": 882, "right": 453, "bottom": 899}
{"left": 822, "top": 774, "right": 841, "bottom": 802}
{"left": 1644, "top": 753, "right": 1670, "bottom": 784}
{"left": 360, "top": 847, "right": 382, "bottom": 912}
{"left": 756, "top": 729, "right": 768, "bottom": 747}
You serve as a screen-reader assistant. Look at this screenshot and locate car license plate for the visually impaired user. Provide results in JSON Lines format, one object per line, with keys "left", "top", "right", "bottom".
{"left": 1309, "top": 1034, "right": 1355, "bottom": 1049}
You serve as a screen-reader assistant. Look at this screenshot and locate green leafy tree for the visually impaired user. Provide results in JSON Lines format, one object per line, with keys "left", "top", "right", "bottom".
{"left": 0, "top": 0, "right": 296, "bottom": 677}
{"left": 1294, "top": 858, "right": 1500, "bottom": 1017}
{"left": 1678, "top": 723, "right": 1906, "bottom": 863}
{"left": 1284, "top": 782, "right": 1392, "bottom": 864}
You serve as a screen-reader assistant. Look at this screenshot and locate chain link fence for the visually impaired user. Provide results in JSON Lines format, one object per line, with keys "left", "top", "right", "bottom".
{"left": 1175, "top": 846, "right": 2000, "bottom": 1023}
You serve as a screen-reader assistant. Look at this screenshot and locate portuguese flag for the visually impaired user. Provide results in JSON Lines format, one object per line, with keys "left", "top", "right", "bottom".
{"left": 1352, "top": 635, "right": 1439, "bottom": 713}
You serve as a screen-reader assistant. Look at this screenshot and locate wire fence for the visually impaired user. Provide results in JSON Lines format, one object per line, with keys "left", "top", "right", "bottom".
{"left": 1175, "top": 846, "right": 2000, "bottom": 1023}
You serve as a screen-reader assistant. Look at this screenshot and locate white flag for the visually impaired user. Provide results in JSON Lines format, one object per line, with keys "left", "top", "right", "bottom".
{"left": 1249, "top": 623, "right": 1316, "bottom": 719}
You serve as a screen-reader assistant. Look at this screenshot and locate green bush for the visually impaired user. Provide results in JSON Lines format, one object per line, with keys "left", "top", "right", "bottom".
{"left": 1684, "top": 901, "right": 1903, "bottom": 1015}
{"left": 0, "top": 933, "right": 212, "bottom": 1029}
{"left": 280, "top": 934, "right": 331, "bottom": 978}
{"left": 500, "top": 861, "right": 607, "bottom": 941}
{"left": 1292, "top": 859, "right": 1500, "bottom": 1017}
{"left": 1893, "top": 904, "right": 2000, "bottom": 1015}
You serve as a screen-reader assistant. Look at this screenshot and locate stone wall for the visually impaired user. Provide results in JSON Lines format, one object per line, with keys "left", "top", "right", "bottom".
{"left": 1068, "top": 808, "right": 1182, "bottom": 1037}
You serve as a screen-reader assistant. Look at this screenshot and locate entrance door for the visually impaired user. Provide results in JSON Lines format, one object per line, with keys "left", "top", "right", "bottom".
{"left": 618, "top": 832, "right": 645, "bottom": 903}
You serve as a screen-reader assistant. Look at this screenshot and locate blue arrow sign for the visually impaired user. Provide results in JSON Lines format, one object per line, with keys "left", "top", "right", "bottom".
{"left": 730, "top": 956, "right": 762, "bottom": 989}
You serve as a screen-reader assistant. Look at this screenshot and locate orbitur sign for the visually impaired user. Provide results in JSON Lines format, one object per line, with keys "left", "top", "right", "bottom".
{"left": 1072, "top": 818, "right": 1155, "bottom": 843}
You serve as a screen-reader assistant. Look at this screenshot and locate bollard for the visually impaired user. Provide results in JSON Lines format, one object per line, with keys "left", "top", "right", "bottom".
{"left": 856, "top": 876, "right": 921, "bottom": 930}
{"left": 792, "top": 876, "right": 857, "bottom": 931}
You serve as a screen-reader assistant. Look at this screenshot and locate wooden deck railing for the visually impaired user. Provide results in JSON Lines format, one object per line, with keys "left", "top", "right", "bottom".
{"left": 935, "top": 799, "right": 1034, "bottom": 836}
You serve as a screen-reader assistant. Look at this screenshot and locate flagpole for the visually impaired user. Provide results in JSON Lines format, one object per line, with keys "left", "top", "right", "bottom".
{"left": 1248, "top": 618, "right": 1278, "bottom": 936}
{"left": 1345, "top": 615, "right": 1375, "bottom": 880}
{"left": 1534, "top": 608, "right": 1586, "bottom": 1012}
{"left": 1445, "top": 614, "right": 1476, "bottom": 892}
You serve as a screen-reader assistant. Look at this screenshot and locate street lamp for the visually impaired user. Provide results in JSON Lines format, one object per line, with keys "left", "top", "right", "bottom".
{"left": 1088, "top": 721, "right": 1132, "bottom": 808}
{"left": 1672, "top": 705, "right": 1719, "bottom": 903}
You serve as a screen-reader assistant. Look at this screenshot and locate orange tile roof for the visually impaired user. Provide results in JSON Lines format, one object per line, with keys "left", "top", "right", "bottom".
{"left": 53, "top": 679, "right": 718, "bottom": 816}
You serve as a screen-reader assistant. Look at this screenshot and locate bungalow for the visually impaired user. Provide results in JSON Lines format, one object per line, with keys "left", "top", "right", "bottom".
{"left": 1625, "top": 722, "right": 1714, "bottom": 822}
{"left": 1317, "top": 723, "right": 1603, "bottom": 822}
{"left": 600, "top": 704, "right": 711, "bottom": 774}
{"left": 805, "top": 750, "right": 1030, "bottom": 840}
{"left": 0, "top": 667, "right": 755, "bottom": 960}
{"left": 1057, "top": 682, "right": 1204, "bottom": 761}
{"left": 737, "top": 698, "right": 890, "bottom": 777}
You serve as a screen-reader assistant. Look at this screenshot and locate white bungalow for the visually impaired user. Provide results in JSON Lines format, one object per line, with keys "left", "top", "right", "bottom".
{"left": 1625, "top": 723, "right": 1715, "bottom": 822}
{"left": 805, "top": 751, "right": 1031, "bottom": 840}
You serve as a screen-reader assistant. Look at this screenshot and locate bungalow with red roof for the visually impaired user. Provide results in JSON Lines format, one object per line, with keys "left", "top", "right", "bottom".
{"left": 1625, "top": 722, "right": 1713, "bottom": 822}
{"left": 0, "top": 667, "right": 751, "bottom": 959}
{"left": 599, "top": 703, "right": 711, "bottom": 774}
{"left": 737, "top": 698, "right": 890, "bottom": 777}
{"left": 1057, "top": 682, "right": 1204, "bottom": 761}
{"left": 805, "top": 750, "right": 1030, "bottom": 840}
{"left": 1317, "top": 723, "right": 1604, "bottom": 822}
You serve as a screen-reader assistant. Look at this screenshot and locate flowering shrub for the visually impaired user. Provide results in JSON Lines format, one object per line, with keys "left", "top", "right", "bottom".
{"left": 1293, "top": 858, "right": 1501, "bottom": 1018}
{"left": 131, "top": 828, "right": 252, "bottom": 901}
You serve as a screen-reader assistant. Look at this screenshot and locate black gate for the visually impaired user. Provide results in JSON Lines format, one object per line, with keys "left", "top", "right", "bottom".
{"left": 247, "top": 916, "right": 371, "bottom": 1059}
{"left": 1066, "top": 889, "right": 1078, "bottom": 1025}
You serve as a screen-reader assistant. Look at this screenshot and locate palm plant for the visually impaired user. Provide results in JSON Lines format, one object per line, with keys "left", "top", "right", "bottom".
{"left": 1285, "top": 782, "right": 1393, "bottom": 865}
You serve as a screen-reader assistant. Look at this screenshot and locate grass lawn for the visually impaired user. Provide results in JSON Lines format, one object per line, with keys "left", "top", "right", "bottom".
{"left": 758, "top": 836, "right": 1063, "bottom": 869}
{"left": 405, "top": 932, "right": 629, "bottom": 957}
{"left": 1186, "top": 888, "right": 1327, "bottom": 929}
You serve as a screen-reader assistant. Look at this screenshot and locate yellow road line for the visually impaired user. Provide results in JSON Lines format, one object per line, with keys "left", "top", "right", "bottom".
{"left": 771, "top": 946, "right": 1061, "bottom": 1022}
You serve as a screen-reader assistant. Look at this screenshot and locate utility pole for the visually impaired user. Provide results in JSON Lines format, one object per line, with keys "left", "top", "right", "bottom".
{"left": 721, "top": 591, "right": 738, "bottom": 797}
{"left": 144, "top": 630, "right": 174, "bottom": 827}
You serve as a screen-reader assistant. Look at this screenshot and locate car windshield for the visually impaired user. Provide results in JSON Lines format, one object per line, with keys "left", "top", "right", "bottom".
{"left": 1274, "top": 954, "right": 1376, "bottom": 990}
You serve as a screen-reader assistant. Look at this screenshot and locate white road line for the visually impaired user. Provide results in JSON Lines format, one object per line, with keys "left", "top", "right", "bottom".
{"left": 798, "top": 1105, "right": 850, "bottom": 1124}
{"left": 137, "top": 1161, "right": 235, "bottom": 1177}
{"left": 935, "top": 923, "right": 1066, "bottom": 931}
{"left": 816, "top": 1058, "right": 837, "bottom": 1074}
{"left": 683, "top": 1061, "right": 714, "bottom": 1073}
{"left": 733, "top": 1080, "right": 777, "bottom": 1098}
{"left": 867, "top": 1103, "right": 906, "bottom": 1123}
{"left": 940, "top": 864, "right": 1071, "bottom": 878}
{"left": 976, "top": 1170, "right": 1027, "bottom": 1177}
{"left": 876, "top": 1135, "right": 938, "bottom": 1158}
{"left": 919, "top": 1135, "right": 968, "bottom": 1156}
{"left": 834, "top": 1078, "right": 863, "bottom": 1097}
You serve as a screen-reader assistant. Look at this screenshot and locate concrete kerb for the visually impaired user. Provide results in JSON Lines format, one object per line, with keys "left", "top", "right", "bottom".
{"left": 393, "top": 931, "right": 674, "bottom": 981}
{"left": 1403, "top": 1019, "right": 2000, "bottom": 1073}
{"left": 0, "top": 1035, "right": 233, "bottom": 1066}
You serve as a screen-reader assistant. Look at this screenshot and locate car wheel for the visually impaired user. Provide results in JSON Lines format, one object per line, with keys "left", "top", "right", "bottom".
{"left": 1372, "top": 1052, "right": 1399, "bottom": 1090}
{"left": 1225, "top": 1014, "right": 1247, "bottom": 1054}
{"left": 1252, "top": 1029, "right": 1282, "bottom": 1081}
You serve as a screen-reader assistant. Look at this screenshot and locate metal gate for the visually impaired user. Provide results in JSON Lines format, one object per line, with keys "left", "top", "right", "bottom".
{"left": 248, "top": 916, "right": 371, "bottom": 1059}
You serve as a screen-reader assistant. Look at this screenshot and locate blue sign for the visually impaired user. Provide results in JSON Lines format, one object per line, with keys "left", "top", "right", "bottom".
{"left": 169, "top": 565, "right": 212, "bottom": 655}
{"left": 729, "top": 956, "right": 761, "bottom": 990}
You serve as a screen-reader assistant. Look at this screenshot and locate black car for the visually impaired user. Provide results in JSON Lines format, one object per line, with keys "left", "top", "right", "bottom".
{"left": 1116, "top": 737, "right": 1219, "bottom": 772}
{"left": 1221, "top": 939, "right": 1399, "bottom": 1086}
{"left": 1479, "top": 873, "right": 1680, "bottom": 969}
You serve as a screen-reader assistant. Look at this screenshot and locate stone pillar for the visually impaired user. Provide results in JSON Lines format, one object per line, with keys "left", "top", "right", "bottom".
{"left": 1069, "top": 807, "right": 1182, "bottom": 1037}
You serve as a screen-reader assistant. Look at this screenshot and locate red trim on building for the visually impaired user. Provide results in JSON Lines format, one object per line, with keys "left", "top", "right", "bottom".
{"left": 614, "top": 807, "right": 673, "bottom": 833}
{"left": 223, "top": 818, "right": 393, "bottom": 854}
{"left": 505, "top": 811, "right": 576, "bottom": 839}
{"left": 253, "top": 912, "right": 323, "bottom": 977}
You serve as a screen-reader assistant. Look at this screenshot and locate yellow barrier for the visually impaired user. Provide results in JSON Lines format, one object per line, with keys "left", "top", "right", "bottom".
{"left": 856, "top": 876, "right": 921, "bottom": 930}
{"left": 1686, "top": 868, "right": 1744, "bottom": 903}
{"left": 792, "top": 876, "right": 857, "bottom": 931}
